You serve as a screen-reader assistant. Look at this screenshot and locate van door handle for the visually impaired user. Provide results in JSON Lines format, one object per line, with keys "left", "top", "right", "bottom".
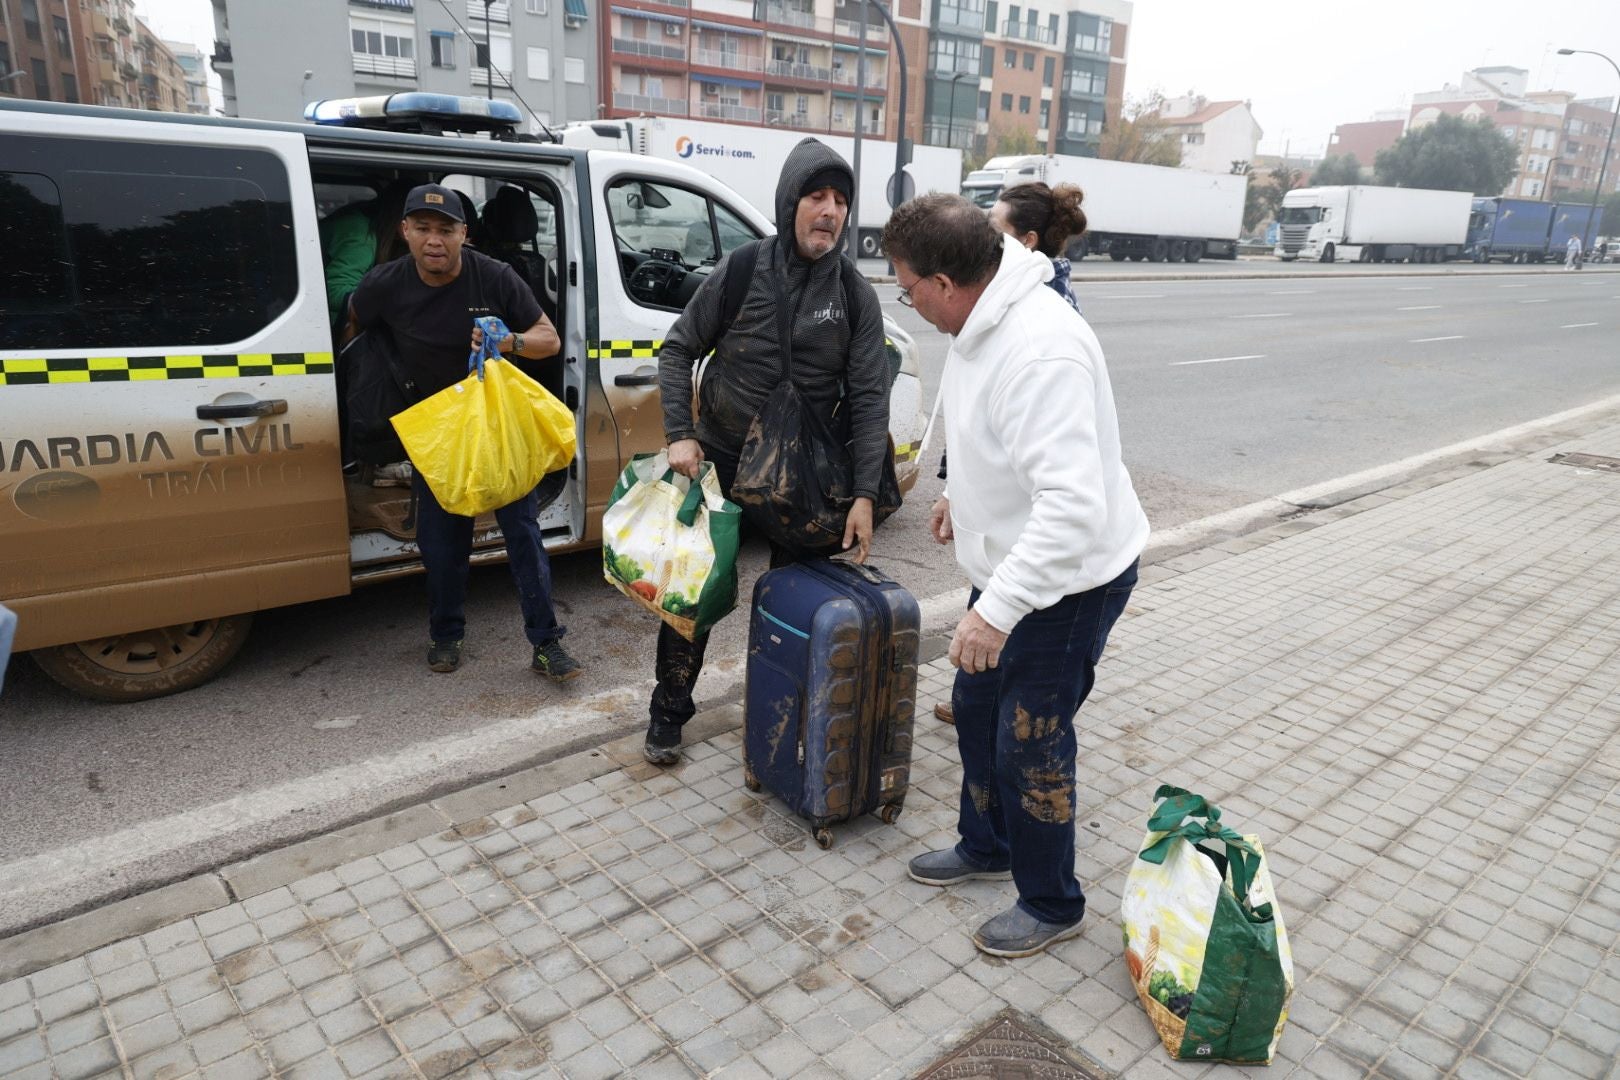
{"left": 613, "top": 374, "right": 658, "bottom": 387}
{"left": 195, "top": 399, "right": 288, "bottom": 420}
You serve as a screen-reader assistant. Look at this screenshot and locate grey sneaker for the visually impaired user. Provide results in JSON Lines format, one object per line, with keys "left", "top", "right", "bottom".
{"left": 971, "top": 904, "right": 1084, "bottom": 958}
{"left": 907, "top": 848, "right": 1012, "bottom": 886}
{"left": 371, "top": 461, "right": 413, "bottom": 488}
{"left": 427, "top": 639, "right": 463, "bottom": 673}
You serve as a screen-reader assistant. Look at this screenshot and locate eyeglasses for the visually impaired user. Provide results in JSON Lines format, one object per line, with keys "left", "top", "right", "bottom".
{"left": 897, "top": 278, "right": 921, "bottom": 308}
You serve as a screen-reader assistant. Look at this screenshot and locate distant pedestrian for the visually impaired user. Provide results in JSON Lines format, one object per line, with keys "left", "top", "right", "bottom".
{"left": 989, "top": 181, "right": 1087, "bottom": 314}
{"left": 1565, "top": 234, "right": 1583, "bottom": 271}
{"left": 884, "top": 194, "right": 1148, "bottom": 959}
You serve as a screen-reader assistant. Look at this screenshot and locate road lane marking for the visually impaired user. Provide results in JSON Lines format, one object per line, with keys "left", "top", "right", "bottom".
{"left": 1499, "top": 284, "right": 1531, "bottom": 288}
{"left": 1228, "top": 313, "right": 1291, "bottom": 319}
{"left": 1396, "top": 286, "right": 1433, "bottom": 291}
{"left": 1561, "top": 322, "right": 1599, "bottom": 329}
{"left": 1170, "top": 354, "right": 1266, "bottom": 367}
{"left": 1520, "top": 298, "right": 1550, "bottom": 304}
{"left": 1411, "top": 335, "right": 1464, "bottom": 343}
{"left": 1267, "top": 289, "right": 1315, "bottom": 294}
{"left": 1397, "top": 305, "right": 1441, "bottom": 311}
{"left": 1093, "top": 293, "right": 1166, "bottom": 298}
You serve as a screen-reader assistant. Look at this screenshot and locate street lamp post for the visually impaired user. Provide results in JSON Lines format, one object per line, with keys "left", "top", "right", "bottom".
{"left": 0, "top": 69, "right": 29, "bottom": 92}
{"left": 948, "top": 70, "right": 971, "bottom": 150}
{"left": 1557, "top": 47, "right": 1619, "bottom": 252}
{"left": 485, "top": 0, "right": 495, "bottom": 101}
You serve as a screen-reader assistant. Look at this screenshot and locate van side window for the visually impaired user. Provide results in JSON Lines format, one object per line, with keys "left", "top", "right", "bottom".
{"left": 606, "top": 178, "right": 761, "bottom": 311}
{"left": 0, "top": 136, "right": 297, "bottom": 351}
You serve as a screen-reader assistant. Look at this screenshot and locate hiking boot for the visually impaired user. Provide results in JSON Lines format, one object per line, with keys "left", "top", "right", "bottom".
{"left": 427, "top": 639, "right": 463, "bottom": 673}
{"left": 972, "top": 904, "right": 1084, "bottom": 958}
{"left": 907, "top": 848, "right": 1012, "bottom": 886}
{"left": 532, "top": 639, "right": 582, "bottom": 683}
{"left": 934, "top": 702, "right": 955, "bottom": 724}
{"left": 644, "top": 719, "right": 682, "bottom": 765}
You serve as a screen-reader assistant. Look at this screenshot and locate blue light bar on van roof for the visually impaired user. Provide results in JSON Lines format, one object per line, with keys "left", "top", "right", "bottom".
{"left": 303, "top": 94, "right": 523, "bottom": 134}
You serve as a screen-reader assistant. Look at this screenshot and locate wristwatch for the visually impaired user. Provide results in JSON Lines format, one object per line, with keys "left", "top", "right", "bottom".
{"left": 510, "top": 333, "right": 525, "bottom": 357}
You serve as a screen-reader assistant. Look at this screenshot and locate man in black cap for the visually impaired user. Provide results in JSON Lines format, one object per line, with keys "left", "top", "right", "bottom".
{"left": 645, "top": 138, "right": 891, "bottom": 764}
{"left": 349, "top": 183, "right": 582, "bottom": 682}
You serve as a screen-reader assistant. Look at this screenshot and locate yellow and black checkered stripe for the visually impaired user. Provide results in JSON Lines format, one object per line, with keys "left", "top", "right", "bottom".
{"left": 0, "top": 352, "right": 334, "bottom": 386}
{"left": 893, "top": 440, "right": 922, "bottom": 464}
{"left": 588, "top": 340, "right": 661, "bottom": 360}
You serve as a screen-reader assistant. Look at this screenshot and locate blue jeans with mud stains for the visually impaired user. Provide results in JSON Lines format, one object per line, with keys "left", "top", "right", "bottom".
{"left": 951, "top": 560, "right": 1137, "bottom": 924}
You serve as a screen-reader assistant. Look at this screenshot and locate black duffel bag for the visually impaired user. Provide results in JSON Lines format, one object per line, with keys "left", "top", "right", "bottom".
{"left": 342, "top": 323, "right": 419, "bottom": 466}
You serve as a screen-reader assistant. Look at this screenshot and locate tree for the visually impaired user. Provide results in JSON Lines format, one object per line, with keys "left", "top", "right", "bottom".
{"left": 1243, "top": 177, "right": 1269, "bottom": 234}
{"left": 1259, "top": 165, "right": 1304, "bottom": 221}
{"left": 962, "top": 124, "right": 1043, "bottom": 175}
{"left": 1312, "top": 154, "right": 1363, "bottom": 185}
{"left": 1373, "top": 113, "right": 1518, "bottom": 194}
{"left": 1098, "top": 91, "right": 1182, "bottom": 167}
{"left": 1557, "top": 189, "right": 1620, "bottom": 236}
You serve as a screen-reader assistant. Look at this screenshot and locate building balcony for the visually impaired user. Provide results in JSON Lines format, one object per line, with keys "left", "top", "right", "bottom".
{"left": 112, "top": 15, "right": 132, "bottom": 33}
{"left": 766, "top": 58, "right": 831, "bottom": 84}
{"left": 828, "top": 115, "right": 882, "bottom": 134}
{"left": 921, "top": 121, "right": 973, "bottom": 147}
{"left": 612, "top": 37, "right": 687, "bottom": 62}
{"left": 1061, "top": 78, "right": 1104, "bottom": 101}
{"left": 697, "top": 101, "right": 761, "bottom": 122}
{"left": 353, "top": 53, "right": 417, "bottom": 78}
{"left": 760, "top": 3, "right": 818, "bottom": 30}
{"left": 351, "top": 0, "right": 416, "bottom": 9}
{"left": 828, "top": 65, "right": 883, "bottom": 90}
{"left": 833, "top": 17, "right": 886, "bottom": 42}
{"left": 467, "top": 0, "right": 509, "bottom": 20}
{"left": 692, "top": 48, "right": 763, "bottom": 72}
{"left": 210, "top": 39, "right": 232, "bottom": 68}
{"left": 935, "top": 7, "right": 984, "bottom": 33}
{"left": 1002, "top": 19, "right": 1055, "bottom": 43}
{"left": 614, "top": 90, "right": 688, "bottom": 114}
{"left": 765, "top": 108, "right": 811, "bottom": 127}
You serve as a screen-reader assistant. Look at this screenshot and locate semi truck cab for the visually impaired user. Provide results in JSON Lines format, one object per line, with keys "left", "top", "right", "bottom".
{"left": 1274, "top": 188, "right": 1346, "bottom": 262}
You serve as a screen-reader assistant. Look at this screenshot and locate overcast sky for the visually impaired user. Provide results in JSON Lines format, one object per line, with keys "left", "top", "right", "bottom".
{"left": 139, "top": 0, "right": 1620, "bottom": 154}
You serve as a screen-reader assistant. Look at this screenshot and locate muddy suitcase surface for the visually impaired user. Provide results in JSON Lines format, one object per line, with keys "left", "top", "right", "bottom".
{"left": 743, "top": 559, "right": 920, "bottom": 849}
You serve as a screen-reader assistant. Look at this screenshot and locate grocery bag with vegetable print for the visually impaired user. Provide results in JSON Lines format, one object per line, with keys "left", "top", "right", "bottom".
{"left": 1121, "top": 785, "right": 1293, "bottom": 1065}
{"left": 602, "top": 451, "right": 741, "bottom": 642}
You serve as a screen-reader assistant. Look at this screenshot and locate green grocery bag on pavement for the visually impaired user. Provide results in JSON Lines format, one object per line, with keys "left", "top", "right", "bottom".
{"left": 602, "top": 451, "right": 741, "bottom": 642}
{"left": 1121, "top": 785, "right": 1294, "bottom": 1065}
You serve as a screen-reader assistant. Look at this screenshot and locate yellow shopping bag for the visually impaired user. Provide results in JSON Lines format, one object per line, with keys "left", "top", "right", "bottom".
{"left": 391, "top": 353, "right": 574, "bottom": 518}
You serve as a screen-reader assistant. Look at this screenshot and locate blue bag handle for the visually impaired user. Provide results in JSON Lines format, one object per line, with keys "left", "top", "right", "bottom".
{"left": 469, "top": 315, "right": 510, "bottom": 381}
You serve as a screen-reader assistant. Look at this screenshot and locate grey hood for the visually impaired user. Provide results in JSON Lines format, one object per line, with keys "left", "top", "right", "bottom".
{"left": 773, "top": 138, "right": 855, "bottom": 256}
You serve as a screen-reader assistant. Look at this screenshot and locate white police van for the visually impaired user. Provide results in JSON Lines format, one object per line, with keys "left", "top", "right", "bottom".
{"left": 0, "top": 94, "right": 925, "bottom": 701}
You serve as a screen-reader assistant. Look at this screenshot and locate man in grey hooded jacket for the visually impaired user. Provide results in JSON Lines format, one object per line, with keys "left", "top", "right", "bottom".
{"left": 646, "top": 137, "right": 892, "bottom": 765}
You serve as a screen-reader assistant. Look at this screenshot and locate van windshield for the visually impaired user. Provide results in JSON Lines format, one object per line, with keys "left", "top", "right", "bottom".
{"left": 1277, "top": 206, "right": 1322, "bottom": 225}
{"left": 962, "top": 186, "right": 1001, "bottom": 209}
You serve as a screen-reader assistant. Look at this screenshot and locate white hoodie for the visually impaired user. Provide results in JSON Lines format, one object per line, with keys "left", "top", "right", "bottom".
{"left": 943, "top": 236, "right": 1149, "bottom": 634}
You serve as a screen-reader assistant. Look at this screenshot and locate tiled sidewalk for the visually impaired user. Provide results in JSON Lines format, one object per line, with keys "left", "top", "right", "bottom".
{"left": 4, "top": 426, "right": 1620, "bottom": 1079}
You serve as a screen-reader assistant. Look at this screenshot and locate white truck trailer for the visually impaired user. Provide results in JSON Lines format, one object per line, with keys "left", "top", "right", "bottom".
{"left": 959, "top": 154, "right": 1246, "bottom": 261}
{"left": 562, "top": 115, "right": 962, "bottom": 258}
{"left": 1274, "top": 185, "right": 1473, "bottom": 263}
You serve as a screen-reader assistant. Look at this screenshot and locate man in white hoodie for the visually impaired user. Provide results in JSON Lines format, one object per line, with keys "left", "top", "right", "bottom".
{"left": 883, "top": 194, "right": 1149, "bottom": 958}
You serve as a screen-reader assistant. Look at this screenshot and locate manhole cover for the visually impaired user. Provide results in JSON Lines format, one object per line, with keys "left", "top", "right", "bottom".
{"left": 915, "top": 1009, "right": 1111, "bottom": 1079}
{"left": 1549, "top": 452, "right": 1620, "bottom": 474}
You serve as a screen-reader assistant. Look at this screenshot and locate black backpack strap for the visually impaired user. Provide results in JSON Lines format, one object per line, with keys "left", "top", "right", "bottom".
{"left": 837, "top": 255, "right": 872, "bottom": 336}
{"left": 717, "top": 238, "right": 763, "bottom": 341}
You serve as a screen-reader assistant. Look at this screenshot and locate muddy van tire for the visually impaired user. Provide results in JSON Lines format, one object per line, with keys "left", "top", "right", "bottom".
{"left": 32, "top": 615, "right": 253, "bottom": 702}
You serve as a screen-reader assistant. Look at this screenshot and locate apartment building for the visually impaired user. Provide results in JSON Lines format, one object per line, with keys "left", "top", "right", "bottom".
{"left": 165, "top": 38, "right": 212, "bottom": 114}
{"left": 210, "top": 0, "right": 595, "bottom": 130}
{"left": 1408, "top": 67, "right": 1617, "bottom": 200}
{"left": 921, "top": 0, "right": 1129, "bottom": 157}
{"left": 0, "top": 0, "right": 84, "bottom": 104}
{"left": 599, "top": 0, "right": 898, "bottom": 139}
{"left": 1154, "top": 95, "right": 1260, "bottom": 173}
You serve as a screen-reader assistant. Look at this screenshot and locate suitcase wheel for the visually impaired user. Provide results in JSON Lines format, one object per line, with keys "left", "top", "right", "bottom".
{"left": 743, "top": 766, "right": 762, "bottom": 794}
{"left": 879, "top": 803, "right": 903, "bottom": 825}
{"left": 813, "top": 827, "right": 835, "bottom": 850}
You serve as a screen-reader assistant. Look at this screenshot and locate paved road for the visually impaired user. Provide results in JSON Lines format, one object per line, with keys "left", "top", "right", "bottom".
{"left": 1, "top": 267, "right": 1616, "bottom": 930}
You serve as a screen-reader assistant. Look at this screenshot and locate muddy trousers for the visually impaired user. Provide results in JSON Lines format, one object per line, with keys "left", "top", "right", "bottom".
{"left": 413, "top": 471, "right": 564, "bottom": 648}
{"left": 650, "top": 442, "right": 793, "bottom": 729}
{"left": 951, "top": 561, "right": 1137, "bottom": 924}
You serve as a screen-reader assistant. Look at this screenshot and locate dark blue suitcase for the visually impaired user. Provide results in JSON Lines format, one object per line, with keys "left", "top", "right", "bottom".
{"left": 742, "top": 559, "right": 921, "bottom": 848}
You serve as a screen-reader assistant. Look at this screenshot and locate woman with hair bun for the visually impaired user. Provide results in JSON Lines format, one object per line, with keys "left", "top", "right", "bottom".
{"left": 989, "top": 181, "right": 1087, "bottom": 313}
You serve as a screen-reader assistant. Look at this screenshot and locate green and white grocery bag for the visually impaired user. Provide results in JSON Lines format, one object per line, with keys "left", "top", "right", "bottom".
{"left": 1121, "top": 785, "right": 1294, "bottom": 1065}
{"left": 602, "top": 451, "right": 741, "bottom": 642}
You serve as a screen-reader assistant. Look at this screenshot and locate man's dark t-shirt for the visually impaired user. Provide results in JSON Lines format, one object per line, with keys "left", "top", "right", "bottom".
{"left": 350, "top": 249, "right": 543, "bottom": 396}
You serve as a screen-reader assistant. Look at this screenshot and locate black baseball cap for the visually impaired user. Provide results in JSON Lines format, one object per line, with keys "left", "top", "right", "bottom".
{"left": 402, "top": 183, "right": 466, "bottom": 223}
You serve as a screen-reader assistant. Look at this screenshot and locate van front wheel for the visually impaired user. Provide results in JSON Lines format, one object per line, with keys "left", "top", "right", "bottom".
{"left": 32, "top": 615, "right": 253, "bottom": 702}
